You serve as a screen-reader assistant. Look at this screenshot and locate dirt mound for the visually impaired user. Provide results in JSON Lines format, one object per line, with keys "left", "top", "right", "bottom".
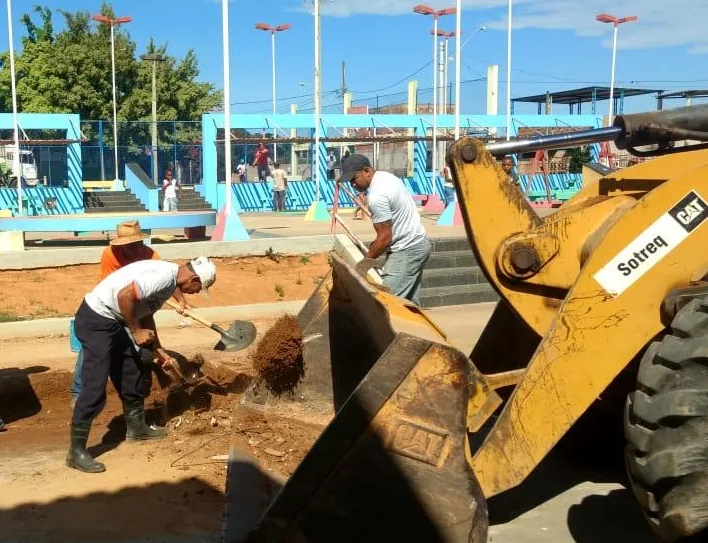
{"left": 251, "top": 315, "right": 304, "bottom": 395}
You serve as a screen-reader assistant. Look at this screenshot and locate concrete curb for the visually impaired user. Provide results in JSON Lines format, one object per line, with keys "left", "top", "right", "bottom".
{"left": 0, "top": 236, "right": 335, "bottom": 270}
{"left": 0, "top": 300, "right": 306, "bottom": 340}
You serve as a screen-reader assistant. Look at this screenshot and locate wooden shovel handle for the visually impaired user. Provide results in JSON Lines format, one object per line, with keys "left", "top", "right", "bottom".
{"left": 164, "top": 298, "right": 215, "bottom": 328}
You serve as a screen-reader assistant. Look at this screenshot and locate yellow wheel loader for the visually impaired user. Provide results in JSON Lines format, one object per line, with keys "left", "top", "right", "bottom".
{"left": 239, "top": 104, "right": 708, "bottom": 542}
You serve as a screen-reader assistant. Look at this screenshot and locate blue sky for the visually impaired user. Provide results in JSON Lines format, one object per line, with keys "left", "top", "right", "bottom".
{"left": 1, "top": 0, "right": 707, "bottom": 116}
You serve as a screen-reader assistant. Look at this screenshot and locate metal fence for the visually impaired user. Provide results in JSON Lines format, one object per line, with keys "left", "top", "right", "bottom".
{"left": 79, "top": 120, "right": 203, "bottom": 184}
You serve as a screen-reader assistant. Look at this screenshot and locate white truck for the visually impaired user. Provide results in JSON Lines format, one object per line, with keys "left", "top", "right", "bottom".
{"left": 0, "top": 145, "right": 39, "bottom": 186}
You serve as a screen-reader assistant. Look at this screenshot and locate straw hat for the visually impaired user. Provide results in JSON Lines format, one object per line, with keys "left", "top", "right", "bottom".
{"left": 110, "top": 220, "right": 150, "bottom": 246}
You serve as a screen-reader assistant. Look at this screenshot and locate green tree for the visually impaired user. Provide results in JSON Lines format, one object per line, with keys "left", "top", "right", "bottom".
{"left": 567, "top": 146, "right": 592, "bottom": 173}
{"left": 0, "top": 1, "right": 220, "bottom": 143}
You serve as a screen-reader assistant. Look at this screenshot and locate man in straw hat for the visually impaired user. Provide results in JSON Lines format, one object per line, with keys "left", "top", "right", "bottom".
{"left": 70, "top": 220, "right": 189, "bottom": 406}
{"left": 67, "top": 256, "right": 217, "bottom": 473}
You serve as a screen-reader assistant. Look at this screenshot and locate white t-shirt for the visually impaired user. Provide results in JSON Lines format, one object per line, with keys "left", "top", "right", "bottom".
{"left": 84, "top": 260, "right": 179, "bottom": 323}
{"left": 327, "top": 155, "right": 336, "bottom": 170}
{"left": 443, "top": 166, "right": 453, "bottom": 188}
{"left": 163, "top": 179, "right": 177, "bottom": 199}
{"left": 366, "top": 171, "right": 427, "bottom": 252}
{"left": 272, "top": 169, "right": 287, "bottom": 191}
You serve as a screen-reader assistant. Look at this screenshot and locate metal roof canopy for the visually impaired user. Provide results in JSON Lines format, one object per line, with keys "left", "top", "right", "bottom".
{"left": 657, "top": 89, "right": 708, "bottom": 110}
{"left": 512, "top": 86, "right": 661, "bottom": 115}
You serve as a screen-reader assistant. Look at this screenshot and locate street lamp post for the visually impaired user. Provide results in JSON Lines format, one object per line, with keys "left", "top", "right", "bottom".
{"left": 255, "top": 23, "right": 292, "bottom": 163}
{"left": 596, "top": 13, "right": 638, "bottom": 126}
{"left": 506, "top": 0, "right": 512, "bottom": 141}
{"left": 5, "top": 0, "right": 22, "bottom": 214}
{"left": 414, "top": 4, "right": 455, "bottom": 196}
{"left": 141, "top": 54, "right": 164, "bottom": 184}
{"left": 221, "top": 0, "right": 233, "bottom": 211}
{"left": 92, "top": 14, "right": 132, "bottom": 184}
{"left": 431, "top": 30, "right": 457, "bottom": 115}
{"left": 313, "top": 0, "right": 322, "bottom": 201}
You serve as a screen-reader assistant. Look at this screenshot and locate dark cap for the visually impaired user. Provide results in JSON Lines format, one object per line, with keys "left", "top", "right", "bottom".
{"left": 338, "top": 154, "right": 371, "bottom": 184}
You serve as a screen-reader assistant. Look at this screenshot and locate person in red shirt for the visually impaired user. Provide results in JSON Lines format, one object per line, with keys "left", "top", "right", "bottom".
{"left": 253, "top": 142, "right": 270, "bottom": 182}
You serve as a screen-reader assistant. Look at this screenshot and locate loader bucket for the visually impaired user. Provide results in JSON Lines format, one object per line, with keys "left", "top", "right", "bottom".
{"left": 236, "top": 254, "right": 490, "bottom": 542}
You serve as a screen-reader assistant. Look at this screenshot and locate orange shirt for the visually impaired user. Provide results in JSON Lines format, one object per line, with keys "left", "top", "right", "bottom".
{"left": 99, "top": 245, "right": 161, "bottom": 281}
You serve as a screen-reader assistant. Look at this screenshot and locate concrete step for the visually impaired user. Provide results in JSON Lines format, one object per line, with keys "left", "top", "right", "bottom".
{"left": 422, "top": 266, "right": 486, "bottom": 288}
{"left": 426, "top": 250, "right": 477, "bottom": 270}
{"left": 430, "top": 237, "right": 472, "bottom": 254}
{"left": 85, "top": 205, "right": 146, "bottom": 213}
{"left": 420, "top": 283, "right": 499, "bottom": 309}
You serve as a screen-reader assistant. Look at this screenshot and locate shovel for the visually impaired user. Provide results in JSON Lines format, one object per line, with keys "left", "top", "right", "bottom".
{"left": 164, "top": 299, "right": 257, "bottom": 352}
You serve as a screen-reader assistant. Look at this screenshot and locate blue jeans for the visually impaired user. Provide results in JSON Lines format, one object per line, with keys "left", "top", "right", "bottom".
{"left": 273, "top": 190, "right": 286, "bottom": 211}
{"left": 382, "top": 238, "right": 431, "bottom": 307}
{"left": 71, "top": 346, "right": 152, "bottom": 399}
{"left": 444, "top": 186, "right": 455, "bottom": 206}
{"left": 71, "top": 349, "right": 84, "bottom": 400}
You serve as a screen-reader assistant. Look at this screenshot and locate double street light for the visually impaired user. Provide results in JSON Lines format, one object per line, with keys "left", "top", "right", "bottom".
{"left": 92, "top": 14, "right": 132, "bottom": 183}
{"left": 431, "top": 29, "right": 456, "bottom": 116}
{"left": 596, "top": 13, "right": 638, "bottom": 126}
{"left": 413, "top": 4, "right": 455, "bottom": 194}
{"left": 255, "top": 22, "right": 292, "bottom": 163}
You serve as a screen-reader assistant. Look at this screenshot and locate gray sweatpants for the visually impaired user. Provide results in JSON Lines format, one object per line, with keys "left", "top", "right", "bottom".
{"left": 382, "top": 238, "right": 431, "bottom": 307}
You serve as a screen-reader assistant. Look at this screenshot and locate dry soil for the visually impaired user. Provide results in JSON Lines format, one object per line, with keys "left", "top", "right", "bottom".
{"left": 0, "top": 253, "right": 329, "bottom": 320}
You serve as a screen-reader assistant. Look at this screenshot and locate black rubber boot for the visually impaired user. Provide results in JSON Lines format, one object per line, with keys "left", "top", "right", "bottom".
{"left": 123, "top": 400, "right": 167, "bottom": 441}
{"left": 66, "top": 422, "right": 105, "bottom": 473}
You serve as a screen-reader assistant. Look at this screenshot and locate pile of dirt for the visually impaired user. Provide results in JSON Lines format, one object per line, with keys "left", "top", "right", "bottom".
{"left": 251, "top": 315, "right": 304, "bottom": 395}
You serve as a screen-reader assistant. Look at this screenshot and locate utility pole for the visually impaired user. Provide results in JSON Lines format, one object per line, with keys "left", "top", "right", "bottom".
{"left": 340, "top": 61, "right": 347, "bottom": 158}
{"left": 141, "top": 54, "right": 164, "bottom": 183}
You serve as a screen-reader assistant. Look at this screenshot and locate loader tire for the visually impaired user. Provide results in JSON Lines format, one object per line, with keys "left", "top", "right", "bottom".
{"left": 625, "top": 296, "right": 708, "bottom": 542}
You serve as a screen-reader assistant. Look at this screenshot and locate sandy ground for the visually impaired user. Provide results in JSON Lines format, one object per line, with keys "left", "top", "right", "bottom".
{"left": 0, "top": 253, "right": 329, "bottom": 320}
{"left": 0, "top": 303, "right": 657, "bottom": 543}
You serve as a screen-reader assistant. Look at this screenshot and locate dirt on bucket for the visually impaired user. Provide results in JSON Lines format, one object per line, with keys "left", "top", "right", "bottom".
{"left": 251, "top": 315, "right": 304, "bottom": 395}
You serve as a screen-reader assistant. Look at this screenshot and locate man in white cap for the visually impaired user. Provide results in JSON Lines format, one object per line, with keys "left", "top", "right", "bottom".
{"left": 70, "top": 220, "right": 189, "bottom": 407}
{"left": 67, "top": 256, "right": 217, "bottom": 473}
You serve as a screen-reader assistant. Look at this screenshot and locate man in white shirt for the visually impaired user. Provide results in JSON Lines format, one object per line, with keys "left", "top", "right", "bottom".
{"left": 340, "top": 154, "right": 431, "bottom": 306}
{"left": 271, "top": 162, "right": 288, "bottom": 212}
{"left": 67, "top": 257, "right": 216, "bottom": 474}
{"left": 326, "top": 152, "right": 336, "bottom": 181}
{"left": 442, "top": 161, "right": 455, "bottom": 206}
{"left": 162, "top": 169, "right": 181, "bottom": 211}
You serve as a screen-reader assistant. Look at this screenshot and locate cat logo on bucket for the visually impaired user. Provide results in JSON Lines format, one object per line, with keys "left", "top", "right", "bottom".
{"left": 594, "top": 191, "right": 708, "bottom": 297}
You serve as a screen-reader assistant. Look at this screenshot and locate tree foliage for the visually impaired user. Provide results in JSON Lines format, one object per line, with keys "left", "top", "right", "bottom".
{"left": 0, "top": 1, "right": 221, "bottom": 144}
{"left": 567, "top": 146, "right": 592, "bottom": 173}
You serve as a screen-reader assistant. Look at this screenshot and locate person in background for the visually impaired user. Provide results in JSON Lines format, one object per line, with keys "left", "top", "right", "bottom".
{"left": 70, "top": 220, "right": 189, "bottom": 408}
{"left": 254, "top": 142, "right": 270, "bottom": 182}
{"left": 442, "top": 160, "right": 454, "bottom": 206}
{"left": 341, "top": 154, "right": 431, "bottom": 306}
{"left": 236, "top": 159, "right": 247, "bottom": 182}
{"left": 67, "top": 257, "right": 216, "bottom": 473}
{"left": 162, "top": 169, "right": 181, "bottom": 211}
{"left": 501, "top": 155, "right": 521, "bottom": 187}
{"left": 326, "top": 151, "right": 336, "bottom": 181}
{"left": 271, "top": 162, "right": 288, "bottom": 212}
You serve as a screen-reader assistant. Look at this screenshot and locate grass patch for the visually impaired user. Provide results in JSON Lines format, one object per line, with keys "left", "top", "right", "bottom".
{"left": 0, "top": 311, "right": 25, "bottom": 323}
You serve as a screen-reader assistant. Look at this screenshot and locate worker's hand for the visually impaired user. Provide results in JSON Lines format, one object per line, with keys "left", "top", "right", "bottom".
{"left": 176, "top": 299, "right": 192, "bottom": 315}
{"left": 132, "top": 328, "right": 156, "bottom": 347}
{"left": 154, "top": 348, "right": 177, "bottom": 370}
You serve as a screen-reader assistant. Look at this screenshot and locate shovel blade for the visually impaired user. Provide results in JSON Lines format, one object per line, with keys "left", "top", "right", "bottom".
{"left": 214, "top": 320, "right": 258, "bottom": 352}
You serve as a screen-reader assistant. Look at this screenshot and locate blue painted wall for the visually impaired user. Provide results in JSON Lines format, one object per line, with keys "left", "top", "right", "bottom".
{"left": 125, "top": 163, "right": 159, "bottom": 212}
{"left": 199, "top": 172, "right": 580, "bottom": 213}
{"left": 0, "top": 113, "right": 83, "bottom": 215}
{"left": 200, "top": 112, "right": 602, "bottom": 211}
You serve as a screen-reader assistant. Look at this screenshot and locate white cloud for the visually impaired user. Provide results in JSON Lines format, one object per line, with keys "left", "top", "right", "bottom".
{"left": 307, "top": 0, "right": 708, "bottom": 54}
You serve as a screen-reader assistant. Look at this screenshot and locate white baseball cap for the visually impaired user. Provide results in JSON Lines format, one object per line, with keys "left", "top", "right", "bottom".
{"left": 190, "top": 256, "right": 216, "bottom": 293}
